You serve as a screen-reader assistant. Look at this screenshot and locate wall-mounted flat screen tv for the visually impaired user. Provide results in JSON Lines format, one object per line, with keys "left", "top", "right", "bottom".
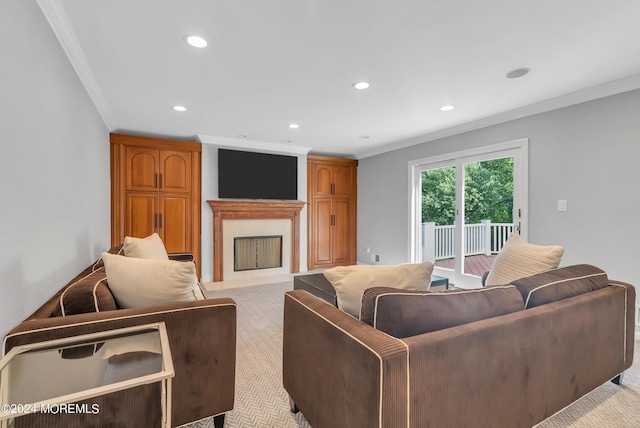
{"left": 218, "top": 149, "right": 298, "bottom": 200}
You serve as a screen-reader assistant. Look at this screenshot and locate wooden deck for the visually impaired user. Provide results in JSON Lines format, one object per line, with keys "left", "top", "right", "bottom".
{"left": 435, "top": 254, "right": 496, "bottom": 277}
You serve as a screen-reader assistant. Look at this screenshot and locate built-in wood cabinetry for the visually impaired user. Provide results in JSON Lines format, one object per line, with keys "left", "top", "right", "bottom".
{"left": 111, "top": 134, "right": 201, "bottom": 275}
{"left": 307, "top": 155, "right": 358, "bottom": 270}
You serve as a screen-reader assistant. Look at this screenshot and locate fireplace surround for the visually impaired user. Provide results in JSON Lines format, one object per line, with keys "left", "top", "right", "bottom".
{"left": 207, "top": 200, "right": 306, "bottom": 282}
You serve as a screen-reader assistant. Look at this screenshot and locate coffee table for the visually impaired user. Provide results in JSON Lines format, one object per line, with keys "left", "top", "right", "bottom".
{"left": 0, "top": 323, "right": 174, "bottom": 428}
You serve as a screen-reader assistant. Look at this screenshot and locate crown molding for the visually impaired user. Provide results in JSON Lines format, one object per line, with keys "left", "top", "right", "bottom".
{"left": 37, "top": 0, "right": 116, "bottom": 130}
{"left": 356, "top": 72, "right": 640, "bottom": 159}
{"left": 197, "top": 134, "right": 312, "bottom": 156}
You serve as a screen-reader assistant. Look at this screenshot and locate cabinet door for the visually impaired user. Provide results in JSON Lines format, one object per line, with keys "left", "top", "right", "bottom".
{"left": 332, "top": 165, "right": 352, "bottom": 197}
{"left": 311, "top": 199, "right": 333, "bottom": 266}
{"left": 125, "top": 193, "right": 158, "bottom": 238}
{"left": 160, "top": 150, "right": 191, "bottom": 193}
{"left": 332, "top": 199, "right": 352, "bottom": 263}
{"left": 126, "top": 147, "right": 159, "bottom": 191}
{"left": 311, "top": 164, "right": 333, "bottom": 197}
{"left": 159, "top": 194, "right": 191, "bottom": 253}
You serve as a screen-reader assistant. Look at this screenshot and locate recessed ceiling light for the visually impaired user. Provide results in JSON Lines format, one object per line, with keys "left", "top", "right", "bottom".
{"left": 506, "top": 68, "right": 531, "bottom": 79}
{"left": 352, "top": 81, "right": 370, "bottom": 90}
{"left": 185, "top": 35, "right": 207, "bottom": 48}
{"left": 238, "top": 134, "right": 247, "bottom": 138}
{"left": 172, "top": 105, "right": 187, "bottom": 112}
{"left": 440, "top": 105, "right": 455, "bottom": 111}
{"left": 288, "top": 123, "right": 299, "bottom": 129}
{"left": 359, "top": 135, "right": 370, "bottom": 139}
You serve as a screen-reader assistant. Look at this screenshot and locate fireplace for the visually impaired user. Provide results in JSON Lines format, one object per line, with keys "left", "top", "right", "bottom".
{"left": 207, "top": 200, "right": 306, "bottom": 281}
{"left": 234, "top": 235, "right": 283, "bottom": 271}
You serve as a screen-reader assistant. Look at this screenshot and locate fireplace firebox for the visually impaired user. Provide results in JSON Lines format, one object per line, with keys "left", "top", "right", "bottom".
{"left": 234, "top": 235, "right": 283, "bottom": 271}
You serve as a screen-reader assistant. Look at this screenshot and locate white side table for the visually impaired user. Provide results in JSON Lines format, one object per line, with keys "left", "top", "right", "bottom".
{"left": 0, "top": 322, "right": 174, "bottom": 428}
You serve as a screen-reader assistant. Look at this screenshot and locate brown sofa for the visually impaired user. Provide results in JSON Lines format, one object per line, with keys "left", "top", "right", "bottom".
{"left": 3, "top": 249, "right": 236, "bottom": 428}
{"left": 283, "top": 265, "right": 635, "bottom": 428}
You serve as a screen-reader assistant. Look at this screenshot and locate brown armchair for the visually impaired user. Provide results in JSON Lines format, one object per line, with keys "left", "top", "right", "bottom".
{"left": 4, "top": 251, "right": 236, "bottom": 428}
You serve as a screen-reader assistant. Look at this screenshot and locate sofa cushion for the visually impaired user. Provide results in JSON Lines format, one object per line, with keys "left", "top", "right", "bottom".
{"left": 364, "top": 285, "right": 524, "bottom": 338}
{"left": 485, "top": 234, "right": 564, "bottom": 286}
{"left": 123, "top": 233, "right": 169, "bottom": 260}
{"left": 101, "top": 252, "right": 203, "bottom": 308}
{"left": 360, "top": 286, "right": 431, "bottom": 326}
{"left": 511, "top": 264, "right": 609, "bottom": 308}
{"left": 323, "top": 262, "right": 434, "bottom": 317}
{"left": 54, "top": 267, "right": 117, "bottom": 316}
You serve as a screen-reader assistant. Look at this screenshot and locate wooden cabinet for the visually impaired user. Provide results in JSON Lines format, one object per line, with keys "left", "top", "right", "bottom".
{"left": 125, "top": 147, "right": 192, "bottom": 193}
{"left": 307, "top": 155, "right": 357, "bottom": 270}
{"left": 111, "top": 134, "right": 201, "bottom": 276}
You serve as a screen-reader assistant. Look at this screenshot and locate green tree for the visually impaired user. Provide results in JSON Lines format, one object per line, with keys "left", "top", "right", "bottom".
{"left": 421, "top": 166, "right": 455, "bottom": 225}
{"left": 422, "top": 157, "right": 513, "bottom": 225}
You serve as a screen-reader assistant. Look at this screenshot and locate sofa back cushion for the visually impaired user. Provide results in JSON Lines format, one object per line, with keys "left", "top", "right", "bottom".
{"left": 511, "top": 264, "right": 609, "bottom": 308}
{"left": 362, "top": 285, "right": 524, "bottom": 338}
{"left": 54, "top": 267, "right": 117, "bottom": 316}
{"left": 323, "top": 262, "right": 434, "bottom": 318}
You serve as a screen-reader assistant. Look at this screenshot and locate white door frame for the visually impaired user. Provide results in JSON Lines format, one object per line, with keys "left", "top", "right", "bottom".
{"left": 408, "top": 138, "right": 529, "bottom": 288}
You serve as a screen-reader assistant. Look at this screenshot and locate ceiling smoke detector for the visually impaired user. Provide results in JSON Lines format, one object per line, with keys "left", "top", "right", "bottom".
{"left": 506, "top": 68, "right": 531, "bottom": 79}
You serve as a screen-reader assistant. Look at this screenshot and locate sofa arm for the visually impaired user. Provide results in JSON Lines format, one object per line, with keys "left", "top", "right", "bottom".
{"left": 4, "top": 298, "right": 236, "bottom": 428}
{"left": 168, "top": 252, "right": 195, "bottom": 264}
{"left": 283, "top": 290, "right": 408, "bottom": 428}
{"left": 609, "top": 280, "right": 636, "bottom": 368}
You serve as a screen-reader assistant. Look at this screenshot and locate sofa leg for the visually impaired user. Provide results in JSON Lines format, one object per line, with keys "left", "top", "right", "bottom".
{"left": 289, "top": 396, "right": 299, "bottom": 413}
{"left": 213, "top": 413, "right": 225, "bottom": 428}
{"left": 611, "top": 373, "right": 624, "bottom": 385}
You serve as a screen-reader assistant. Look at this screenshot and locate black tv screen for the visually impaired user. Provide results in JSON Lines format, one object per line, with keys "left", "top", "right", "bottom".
{"left": 218, "top": 149, "right": 298, "bottom": 200}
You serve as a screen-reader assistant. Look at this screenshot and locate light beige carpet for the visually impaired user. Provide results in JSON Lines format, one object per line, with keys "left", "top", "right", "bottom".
{"left": 187, "top": 281, "right": 640, "bottom": 428}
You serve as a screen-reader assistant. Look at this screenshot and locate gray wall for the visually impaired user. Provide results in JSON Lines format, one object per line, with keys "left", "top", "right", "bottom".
{"left": 358, "top": 89, "right": 640, "bottom": 291}
{"left": 0, "top": 1, "right": 110, "bottom": 341}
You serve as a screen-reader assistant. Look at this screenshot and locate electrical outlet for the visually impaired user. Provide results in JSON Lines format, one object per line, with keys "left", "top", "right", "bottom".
{"left": 636, "top": 305, "right": 640, "bottom": 327}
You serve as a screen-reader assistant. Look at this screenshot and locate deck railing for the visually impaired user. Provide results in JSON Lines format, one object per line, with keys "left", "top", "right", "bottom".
{"left": 422, "top": 220, "right": 514, "bottom": 261}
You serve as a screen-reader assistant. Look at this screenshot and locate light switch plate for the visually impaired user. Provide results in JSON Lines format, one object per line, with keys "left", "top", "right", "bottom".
{"left": 558, "top": 199, "right": 568, "bottom": 212}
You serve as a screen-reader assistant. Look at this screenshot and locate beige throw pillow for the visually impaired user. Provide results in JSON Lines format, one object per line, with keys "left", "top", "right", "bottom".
{"left": 485, "top": 234, "right": 564, "bottom": 286}
{"left": 323, "top": 262, "right": 434, "bottom": 318}
{"left": 123, "top": 233, "right": 169, "bottom": 260}
{"left": 101, "top": 252, "right": 202, "bottom": 308}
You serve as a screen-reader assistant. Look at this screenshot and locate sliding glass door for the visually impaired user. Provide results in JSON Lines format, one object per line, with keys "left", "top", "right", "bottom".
{"left": 410, "top": 139, "right": 528, "bottom": 288}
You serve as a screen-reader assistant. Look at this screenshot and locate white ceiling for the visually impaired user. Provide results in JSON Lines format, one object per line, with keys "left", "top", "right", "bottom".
{"left": 40, "top": 0, "right": 640, "bottom": 158}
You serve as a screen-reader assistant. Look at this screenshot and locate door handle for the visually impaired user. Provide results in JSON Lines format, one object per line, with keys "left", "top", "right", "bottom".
{"left": 158, "top": 173, "right": 163, "bottom": 189}
{"left": 154, "top": 173, "right": 158, "bottom": 188}
{"left": 158, "top": 213, "right": 163, "bottom": 229}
